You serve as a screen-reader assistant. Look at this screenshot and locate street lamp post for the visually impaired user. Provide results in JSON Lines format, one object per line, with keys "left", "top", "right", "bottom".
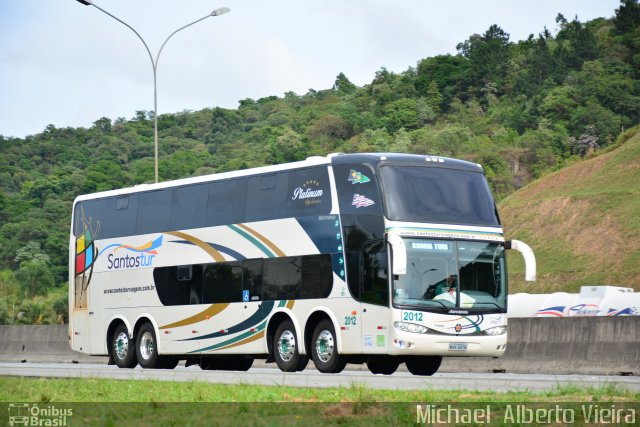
{"left": 76, "top": 0, "right": 230, "bottom": 183}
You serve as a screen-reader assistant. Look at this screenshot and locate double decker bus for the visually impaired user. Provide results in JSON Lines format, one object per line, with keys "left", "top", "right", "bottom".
{"left": 69, "top": 153, "right": 535, "bottom": 375}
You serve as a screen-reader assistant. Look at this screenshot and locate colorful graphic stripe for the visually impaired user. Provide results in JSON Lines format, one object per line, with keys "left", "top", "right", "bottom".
{"left": 227, "top": 224, "right": 286, "bottom": 258}
{"left": 98, "top": 235, "right": 163, "bottom": 257}
{"left": 536, "top": 306, "right": 565, "bottom": 317}
{"left": 180, "top": 301, "right": 275, "bottom": 341}
{"left": 607, "top": 307, "right": 639, "bottom": 316}
{"left": 171, "top": 240, "right": 246, "bottom": 261}
{"left": 441, "top": 315, "right": 483, "bottom": 333}
{"left": 160, "top": 303, "right": 230, "bottom": 330}
{"left": 75, "top": 230, "right": 96, "bottom": 275}
{"left": 164, "top": 231, "right": 225, "bottom": 262}
{"left": 179, "top": 300, "right": 295, "bottom": 353}
{"left": 192, "top": 320, "right": 267, "bottom": 353}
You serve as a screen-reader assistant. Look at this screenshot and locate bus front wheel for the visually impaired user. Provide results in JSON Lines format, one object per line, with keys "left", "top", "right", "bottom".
{"left": 311, "top": 319, "right": 346, "bottom": 374}
{"left": 273, "top": 320, "right": 308, "bottom": 372}
{"left": 111, "top": 324, "right": 137, "bottom": 369}
{"left": 405, "top": 356, "right": 442, "bottom": 376}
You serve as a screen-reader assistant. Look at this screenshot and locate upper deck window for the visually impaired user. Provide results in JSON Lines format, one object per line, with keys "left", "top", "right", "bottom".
{"left": 379, "top": 166, "right": 500, "bottom": 227}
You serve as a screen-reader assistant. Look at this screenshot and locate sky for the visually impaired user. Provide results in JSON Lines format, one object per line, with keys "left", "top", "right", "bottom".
{"left": 0, "top": 0, "right": 622, "bottom": 138}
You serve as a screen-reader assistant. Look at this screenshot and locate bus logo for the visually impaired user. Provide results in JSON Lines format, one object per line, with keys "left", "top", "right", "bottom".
{"left": 348, "top": 170, "right": 370, "bottom": 184}
{"left": 352, "top": 194, "right": 375, "bottom": 208}
{"left": 100, "top": 236, "right": 163, "bottom": 270}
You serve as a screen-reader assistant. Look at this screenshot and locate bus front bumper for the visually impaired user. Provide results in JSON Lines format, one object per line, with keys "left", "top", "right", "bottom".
{"left": 387, "top": 328, "right": 508, "bottom": 357}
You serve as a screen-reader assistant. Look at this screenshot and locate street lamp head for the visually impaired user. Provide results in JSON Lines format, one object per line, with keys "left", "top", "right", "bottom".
{"left": 76, "top": 0, "right": 92, "bottom": 5}
{"left": 211, "top": 7, "right": 230, "bottom": 17}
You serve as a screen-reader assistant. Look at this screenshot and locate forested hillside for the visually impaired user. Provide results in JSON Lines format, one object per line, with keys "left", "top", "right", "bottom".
{"left": 501, "top": 126, "right": 640, "bottom": 293}
{"left": 0, "top": 1, "right": 639, "bottom": 323}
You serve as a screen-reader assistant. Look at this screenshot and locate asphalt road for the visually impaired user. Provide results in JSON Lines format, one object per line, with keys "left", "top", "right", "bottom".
{"left": 1, "top": 363, "right": 638, "bottom": 392}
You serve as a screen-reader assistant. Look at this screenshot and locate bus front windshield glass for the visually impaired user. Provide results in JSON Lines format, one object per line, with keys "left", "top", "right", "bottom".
{"left": 393, "top": 239, "right": 506, "bottom": 312}
{"left": 379, "top": 165, "right": 500, "bottom": 226}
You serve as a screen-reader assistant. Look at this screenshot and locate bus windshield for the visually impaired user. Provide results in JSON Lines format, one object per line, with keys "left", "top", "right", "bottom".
{"left": 393, "top": 239, "right": 507, "bottom": 312}
{"left": 379, "top": 165, "right": 500, "bottom": 226}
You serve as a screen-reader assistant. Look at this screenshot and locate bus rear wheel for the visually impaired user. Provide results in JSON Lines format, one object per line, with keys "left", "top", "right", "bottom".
{"left": 136, "top": 322, "right": 173, "bottom": 369}
{"left": 273, "top": 320, "right": 308, "bottom": 372}
{"left": 405, "top": 356, "right": 442, "bottom": 376}
{"left": 311, "top": 319, "right": 346, "bottom": 374}
{"left": 367, "top": 357, "right": 399, "bottom": 375}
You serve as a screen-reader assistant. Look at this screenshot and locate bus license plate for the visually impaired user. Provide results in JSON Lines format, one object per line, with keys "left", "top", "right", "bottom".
{"left": 449, "top": 343, "right": 468, "bottom": 351}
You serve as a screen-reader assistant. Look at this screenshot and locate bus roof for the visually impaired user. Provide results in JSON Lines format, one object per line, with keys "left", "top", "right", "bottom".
{"left": 73, "top": 153, "right": 483, "bottom": 203}
{"left": 331, "top": 153, "right": 483, "bottom": 172}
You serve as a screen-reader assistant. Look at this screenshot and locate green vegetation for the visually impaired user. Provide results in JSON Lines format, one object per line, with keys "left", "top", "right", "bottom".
{"left": 1, "top": 378, "right": 637, "bottom": 425}
{"left": 1, "top": 1, "right": 639, "bottom": 320}
{"left": 1, "top": 377, "right": 637, "bottom": 402}
{"left": 501, "top": 127, "right": 640, "bottom": 293}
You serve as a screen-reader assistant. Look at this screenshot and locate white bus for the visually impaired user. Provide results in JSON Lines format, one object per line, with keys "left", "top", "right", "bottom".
{"left": 69, "top": 153, "right": 535, "bottom": 375}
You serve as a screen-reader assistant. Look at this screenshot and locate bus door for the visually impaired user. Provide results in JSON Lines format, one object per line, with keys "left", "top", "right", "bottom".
{"left": 333, "top": 163, "right": 388, "bottom": 353}
{"left": 70, "top": 269, "right": 91, "bottom": 353}
{"left": 359, "top": 245, "right": 390, "bottom": 354}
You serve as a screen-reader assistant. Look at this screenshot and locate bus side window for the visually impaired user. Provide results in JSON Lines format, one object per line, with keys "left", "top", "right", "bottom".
{"left": 153, "top": 265, "right": 202, "bottom": 305}
{"left": 137, "top": 190, "right": 172, "bottom": 235}
{"left": 263, "top": 256, "right": 301, "bottom": 300}
{"left": 245, "top": 173, "right": 288, "bottom": 222}
{"left": 202, "top": 262, "right": 243, "bottom": 304}
{"left": 300, "top": 255, "right": 333, "bottom": 299}
{"left": 171, "top": 184, "right": 208, "bottom": 231}
{"left": 207, "top": 179, "right": 248, "bottom": 227}
{"left": 164, "top": 267, "right": 190, "bottom": 305}
{"left": 243, "top": 259, "right": 263, "bottom": 301}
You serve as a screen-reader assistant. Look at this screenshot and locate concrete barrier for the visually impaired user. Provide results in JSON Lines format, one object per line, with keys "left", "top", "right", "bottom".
{"left": 0, "top": 318, "right": 638, "bottom": 375}
{"left": 0, "top": 325, "right": 106, "bottom": 364}
{"left": 441, "top": 317, "right": 640, "bottom": 375}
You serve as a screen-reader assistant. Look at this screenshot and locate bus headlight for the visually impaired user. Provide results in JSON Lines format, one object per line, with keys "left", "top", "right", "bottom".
{"left": 483, "top": 326, "right": 507, "bottom": 336}
{"left": 394, "top": 321, "right": 429, "bottom": 334}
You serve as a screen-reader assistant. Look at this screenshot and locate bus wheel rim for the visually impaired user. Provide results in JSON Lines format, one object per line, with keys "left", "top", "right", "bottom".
{"left": 140, "top": 331, "right": 154, "bottom": 360}
{"left": 278, "top": 330, "right": 296, "bottom": 362}
{"left": 315, "top": 330, "right": 334, "bottom": 363}
{"left": 114, "top": 332, "right": 129, "bottom": 359}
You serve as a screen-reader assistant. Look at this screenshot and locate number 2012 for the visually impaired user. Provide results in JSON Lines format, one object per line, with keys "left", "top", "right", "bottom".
{"left": 344, "top": 316, "right": 356, "bottom": 326}
{"left": 403, "top": 311, "right": 423, "bottom": 322}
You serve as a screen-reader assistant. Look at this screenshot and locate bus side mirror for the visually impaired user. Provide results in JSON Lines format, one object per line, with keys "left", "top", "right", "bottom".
{"left": 387, "top": 234, "right": 406, "bottom": 275}
{"left": 505, "top": 240, "right": 536, "bottom": 282}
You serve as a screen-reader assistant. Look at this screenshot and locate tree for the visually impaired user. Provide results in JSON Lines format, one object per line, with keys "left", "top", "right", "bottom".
{"left": 383, "top": 98, "right": 419, "bottom": 132}
{"left": 457, "top": 24, "right": 511, "bottom": 90}
{"left": 14, "top": 242, "right": 50, "bottom": 265}
{"left": 333, "top": 72, "right": 357, "bottom": 95}
{"left": 416, "top": 55, "right": 469, "bottom": 107}
{"left": 425, "top": 81, "right": 443, "bottom": 114}
{"left": 554, "top": 14, "right": 598, "bottom": 71}
{"left": 613, "top": 0, "right": 640, "bottom": 37}
{"left": 270, "top": 128, "right": 304, "bottom": 163}
{"left": 16, "top": 260, "right": 54, "bottom": 298}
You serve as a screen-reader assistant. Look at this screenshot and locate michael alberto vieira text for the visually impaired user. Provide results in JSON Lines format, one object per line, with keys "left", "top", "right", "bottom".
{"left": 416, "top": 404, "right": 637, "bottom": 424}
